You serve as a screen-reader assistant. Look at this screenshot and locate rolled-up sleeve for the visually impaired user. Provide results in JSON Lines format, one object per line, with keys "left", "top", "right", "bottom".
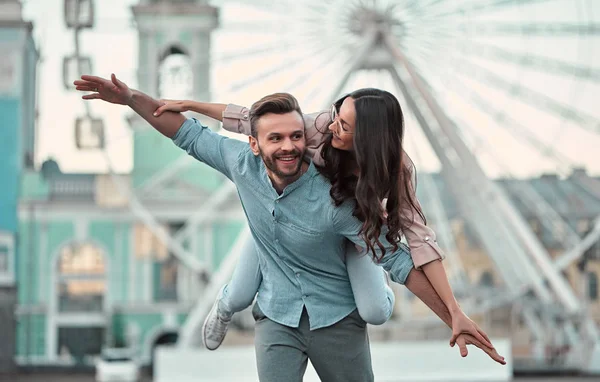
{"left": 222, "top": 104, "right": 251, "bottom": 135}
{"left": 172, "top": 118, "right": 245, "bottom": 179}
{"left": 404, "top": 213, "right": 446, "bottom": 269}
{"left": 402, "top": 152, "right": 446, "bottom": 269}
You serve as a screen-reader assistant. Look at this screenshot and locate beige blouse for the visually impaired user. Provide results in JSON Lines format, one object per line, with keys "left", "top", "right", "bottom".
{"left": 222, "top": 104, "right": 445, "bottom": 269}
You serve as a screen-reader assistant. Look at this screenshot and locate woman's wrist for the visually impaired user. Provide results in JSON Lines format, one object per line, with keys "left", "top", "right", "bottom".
{"left": 183, "top": 100, "right": 194, "bottom": 112}
{"left": 448, "top": 301, "right": 462, "bottom": 317}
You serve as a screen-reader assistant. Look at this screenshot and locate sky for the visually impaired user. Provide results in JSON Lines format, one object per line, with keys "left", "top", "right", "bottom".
{"left": 20, "top": 0, "right": 600, "bottom": 178}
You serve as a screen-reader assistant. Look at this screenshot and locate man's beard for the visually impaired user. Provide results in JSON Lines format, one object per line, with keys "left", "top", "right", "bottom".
{"left": 259, "top": 147, "right": 303, "bottom": 179}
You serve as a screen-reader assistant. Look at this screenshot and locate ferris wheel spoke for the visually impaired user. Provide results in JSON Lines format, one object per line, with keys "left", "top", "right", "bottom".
{"left": 427, "top": 0, "right": 557, "bottom": 20}
{"left": 223, "top": 44, "right": 334, "bottom": 94}
{"left": 415, "top": 0, "right": 453, "bottom": 10}
{"left": 303, "top": 54, "right": 356, "bottom": 107}
{"left": 461, "top": 22, "right": 600, "bottom": 36}
{"left": 213, "top": 40, "right": 315, "bottom": 64}
{"left": 280, "top": 50, "right": 344, "bottom": 93}
{"left": 220, "top": 0, "right": 299, "bottom": 16}
{"left": 451, "top": 59, "right": 600, "bottom": 135}
{"left": 405, "top": 44, "right": 576, "bottom": 171}
{"left": 433, "top": 71, "right": 578, "bottom": 173}
{"left": 459, "top": 42, "right": 600, "bottom": 83}
{"left": 447, "top": 108, "right": 582, "bottom": 249}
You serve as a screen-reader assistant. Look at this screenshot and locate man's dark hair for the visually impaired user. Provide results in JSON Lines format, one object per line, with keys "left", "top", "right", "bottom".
{"left": 249, "top": 93, "right": 303, "bottom": 137}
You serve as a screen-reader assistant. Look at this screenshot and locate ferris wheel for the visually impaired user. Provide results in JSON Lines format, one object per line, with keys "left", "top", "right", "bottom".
{"left": 69, "top": 0, "right": 600, "bottom": 370}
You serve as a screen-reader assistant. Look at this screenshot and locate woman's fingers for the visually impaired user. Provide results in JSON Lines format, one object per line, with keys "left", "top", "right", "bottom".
{"left": 449, "top": 331, "right": 459, "bottom": 347}
{"left": 477, "top": 324, "right": 493, "bottom": 344}
{"left": 153, "top": 105, "right": 168, "bottom": 116}
{"left": 473, "top": 331, "right": 494, "bottom": 349}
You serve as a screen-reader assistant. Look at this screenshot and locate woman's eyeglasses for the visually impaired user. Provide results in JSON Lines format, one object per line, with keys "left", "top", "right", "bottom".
{"left": 330, "top": 103, "right": 353, "bottom": 135}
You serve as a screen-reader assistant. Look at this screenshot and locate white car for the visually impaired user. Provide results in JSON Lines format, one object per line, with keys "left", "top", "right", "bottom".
{"left": 95, "top": 347, "right": 140, "bottom": 382}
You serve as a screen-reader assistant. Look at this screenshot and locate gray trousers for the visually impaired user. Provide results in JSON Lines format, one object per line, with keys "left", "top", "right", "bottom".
{"left": 253, "top": 304, "right": 374, "bottom": 382}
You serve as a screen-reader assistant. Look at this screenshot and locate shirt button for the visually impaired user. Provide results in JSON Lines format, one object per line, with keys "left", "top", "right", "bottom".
{"left": 242, "top": 114, "right": 248, "bottom": 120}
{"left": 275, "top": 239, "right": 279, "bottom": 244}
{"left": 424, "top": 236, "right": 430, "bottom": 242}
{"left": 295, "top": 272, "right": 300, "bottom": 277}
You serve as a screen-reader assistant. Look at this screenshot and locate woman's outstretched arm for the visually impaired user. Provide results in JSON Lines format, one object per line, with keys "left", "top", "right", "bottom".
{"left": 156, "top": 101, "right": 331, "bottom": 163}
{"left": 153, "top": 100, "right": 228, "bottom": 122}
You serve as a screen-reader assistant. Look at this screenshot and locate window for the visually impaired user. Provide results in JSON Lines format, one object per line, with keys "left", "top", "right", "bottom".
{"left": 589, "top": 272, "right": 599, "bottom": 301}
{"left": 153, "top": 254, "right": 178, "bottom": 302}
{"left": 0, "top": 244, "right": 8, "bottom": 273}
{"left": 158, "top": 47, "right": 193, "bottom": 100}
{"left": 57, "top": 243, "right": 106, "bottom": 313}
{"left": 0, "top": 232, "right": 15, "bottom": 284}
{"left": 152, "top": 223, "right": 183, "bottom": 302}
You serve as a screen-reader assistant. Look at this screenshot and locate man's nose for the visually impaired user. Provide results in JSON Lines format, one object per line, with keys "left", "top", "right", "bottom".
{"left": 281, "top": 138, "right": 294, "bottom": 151}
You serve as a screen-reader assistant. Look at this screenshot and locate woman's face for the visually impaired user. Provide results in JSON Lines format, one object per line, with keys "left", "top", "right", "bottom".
{"left": 328, "top": 97, "right": 356, "bottom": 151}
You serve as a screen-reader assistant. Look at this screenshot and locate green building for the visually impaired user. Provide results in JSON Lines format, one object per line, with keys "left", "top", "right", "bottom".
{"left": 11, "top": 0, "right": 247, "bottom": 368}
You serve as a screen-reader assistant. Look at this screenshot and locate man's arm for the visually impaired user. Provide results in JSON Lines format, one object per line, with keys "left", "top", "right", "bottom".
{"left": 74, "top": 74, "right": 186, "bottom": 138}
{"left": 128, "top": 90, "right": 186, "bottom": 138}
{"left": 75, "top": 74, "right": 245, "bottom": 177}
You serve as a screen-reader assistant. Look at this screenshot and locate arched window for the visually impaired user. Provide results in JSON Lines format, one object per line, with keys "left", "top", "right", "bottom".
{"left": 158, "top": 46, "right": 193, "bottom": 100}
{"left": 57, "top": 243, "right": 106, "bottom": 312}
{"left": 589, "top": 272, "right": 598, "bottom": 301}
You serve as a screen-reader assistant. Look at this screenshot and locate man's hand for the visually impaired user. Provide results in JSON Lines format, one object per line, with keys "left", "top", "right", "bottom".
{"left": 453, "top": 333, "right": 506, "bottom": 365}
{"left": 74, "top": 73, "right": 133, "bottom": 105}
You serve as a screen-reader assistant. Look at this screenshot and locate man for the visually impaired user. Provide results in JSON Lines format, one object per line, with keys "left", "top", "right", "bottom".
{"left": 74, "top": 74, "right": 504, "bottom": 381}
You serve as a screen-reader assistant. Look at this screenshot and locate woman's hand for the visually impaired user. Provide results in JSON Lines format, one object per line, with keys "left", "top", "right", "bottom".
{"left": 153, "top": 99, "right": 189, "bottom": 116}
{"left": 450, "top": 309, "right": 494, "bottom": 350}
{"left": 453, "top": 333, "right": 506, "bottom": 365}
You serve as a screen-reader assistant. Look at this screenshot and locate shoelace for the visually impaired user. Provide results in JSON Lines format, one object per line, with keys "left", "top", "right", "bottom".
{"left": 206, "top": 314, "right": 229, "bottom": 340}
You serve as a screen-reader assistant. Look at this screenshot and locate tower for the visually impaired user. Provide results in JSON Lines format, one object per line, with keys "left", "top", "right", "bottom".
{"left": 0, "top": 0, "right": 38, "bottom": 373}
{"left": 130, "top": 0, "right": 219, "bottom": 188}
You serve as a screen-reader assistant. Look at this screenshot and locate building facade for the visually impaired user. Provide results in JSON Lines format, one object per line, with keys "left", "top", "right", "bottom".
{"left": 0, "top": 0, "right": 38, "bottom": 373}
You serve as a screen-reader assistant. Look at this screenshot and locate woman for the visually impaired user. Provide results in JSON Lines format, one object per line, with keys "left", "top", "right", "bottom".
{"left": 153, "top": 89, "right": 493, "bottom": 352}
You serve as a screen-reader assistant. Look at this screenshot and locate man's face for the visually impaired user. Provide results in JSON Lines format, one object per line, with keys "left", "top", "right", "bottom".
{"left": 249, "top": 111, "right": 306, "bottom": 179}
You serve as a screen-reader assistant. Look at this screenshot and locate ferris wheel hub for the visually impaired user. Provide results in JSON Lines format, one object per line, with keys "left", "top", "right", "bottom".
{"left": 346, "top": 5, "right": 401, "bottom": 39}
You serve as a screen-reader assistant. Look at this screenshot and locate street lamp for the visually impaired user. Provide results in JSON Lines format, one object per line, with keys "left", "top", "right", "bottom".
{"left": 62, "top": 55, "right": 92, "bottom": 90}
{"left": 75, "top": 116, "right": 105, "bottom": 150}
{"left": 64, "top": 0, "right": 95, "bottom": 29}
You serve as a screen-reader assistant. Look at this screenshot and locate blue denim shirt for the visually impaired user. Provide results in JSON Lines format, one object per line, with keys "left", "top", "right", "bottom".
{"left": 173, "top": 119, "right": 413, "bottom": 329}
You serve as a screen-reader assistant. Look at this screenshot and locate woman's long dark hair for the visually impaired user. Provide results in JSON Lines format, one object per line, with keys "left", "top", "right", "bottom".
{"left": 318, "top": 88, "right": 426, "bottom": 262}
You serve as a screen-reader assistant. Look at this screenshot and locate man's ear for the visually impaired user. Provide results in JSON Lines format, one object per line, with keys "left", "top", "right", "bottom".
{"left": 249, "top": 136, "right": 260, "bottom": 156}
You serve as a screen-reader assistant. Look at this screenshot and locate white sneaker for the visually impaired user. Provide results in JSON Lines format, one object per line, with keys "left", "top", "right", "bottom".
{"left": 202, "top": 286, "right": 231, "bottom": 351}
